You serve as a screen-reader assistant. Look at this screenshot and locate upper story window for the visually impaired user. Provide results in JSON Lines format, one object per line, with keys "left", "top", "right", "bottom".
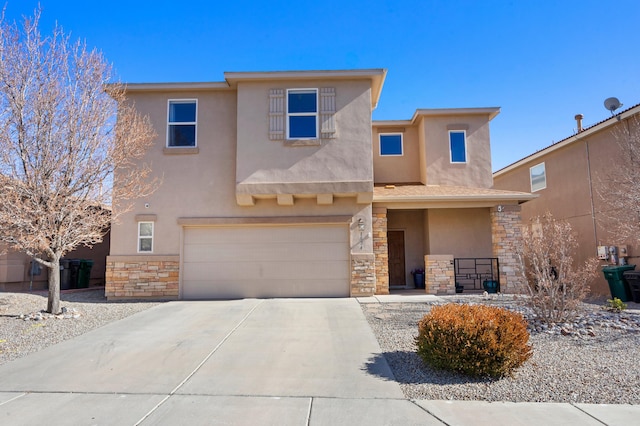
{"left": 530, "top": 162, "right": 546, "bottom": 192}
{"left": 449, "top": 130, "right": 467, "bottom": 163}
{"left": 379, "top": 133, "right": 403, "bottom": 156}
{"left": 167, "top": 100, "right": 197, "bottom": 147}
{"left": 138, "top": 221, "right": 154, "bottom": 253}
{"left": 287, "top": 89, "right": 318, "bottom": 139}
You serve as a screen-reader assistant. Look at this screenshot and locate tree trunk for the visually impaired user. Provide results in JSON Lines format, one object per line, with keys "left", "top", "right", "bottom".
{"left": 47, "top": 257, "right": 61, "bottom": 314}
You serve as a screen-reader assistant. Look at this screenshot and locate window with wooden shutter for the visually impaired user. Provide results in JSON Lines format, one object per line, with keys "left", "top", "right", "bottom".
{"left": 268, "top": 89, "right": 284, "bottom": 140}
{"left": 269, "top": 87, "right": 336, "bottom": 143}
{"left": 320, "top": 88, "right": 336, "bottom": 139}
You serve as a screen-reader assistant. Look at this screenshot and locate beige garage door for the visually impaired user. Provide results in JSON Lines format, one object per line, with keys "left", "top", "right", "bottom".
{"left": 182, "top": 225, "right": 350, "bottom": 299}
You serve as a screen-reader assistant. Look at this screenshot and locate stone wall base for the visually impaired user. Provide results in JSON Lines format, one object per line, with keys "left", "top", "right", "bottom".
{"left": 425, "top": 254, "right": 455, "bottom": 295}
{"left": 351, "top": 253, "right": 376, "bottom": 297}
{"left": 106, "top": 255, "right": 179, "bottom": 300}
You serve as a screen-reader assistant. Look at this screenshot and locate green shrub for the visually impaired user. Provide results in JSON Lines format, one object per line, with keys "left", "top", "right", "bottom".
{"left": 603, "top": 297, "right": 627, "bottom": 313}
{"left": 416, "top": 304, "right": 533, "bottom": 378}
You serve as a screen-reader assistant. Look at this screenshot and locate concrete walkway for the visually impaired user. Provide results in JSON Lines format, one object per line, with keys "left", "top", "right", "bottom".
{"left": 0, "top": 297, "right": 637, "bottom": 425}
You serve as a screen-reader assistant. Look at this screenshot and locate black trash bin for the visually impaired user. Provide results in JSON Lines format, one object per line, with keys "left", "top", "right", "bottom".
{"left": 69, "top": 259, "right": 81, "bottom": 289}
{"left": 78, "top": 259, "right": 94, "bottom": 288}
{"left": 602, "top": 265, "right": 635, "bottom": 302}
{"left": 623, "top": 271, "right": 640, "bottom": 303}
{"left": 60, "top": 259, "right": 72, "bottom": 290}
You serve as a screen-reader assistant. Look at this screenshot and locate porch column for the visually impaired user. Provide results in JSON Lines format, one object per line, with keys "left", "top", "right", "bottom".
{"left": 372, "top": 207, "right": 389, "bottom": 295}
{"left": 490, "top": 204, "right": 526, "bottom": 293}
{"left": 424, "top": 254, "right": 455, "bottom": 295}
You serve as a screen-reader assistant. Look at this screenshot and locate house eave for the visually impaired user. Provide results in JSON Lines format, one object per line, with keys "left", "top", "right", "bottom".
{"left": 494, "top": 103, "right": 640, "bottom": 177}
{"left": 373, "top": 193, "right": 537, "bottom": 208}
{"left": 224, "top": 68, "right": 387, "bottom": 109}
{"left": 411, "top": 107, "right": 501, "bottom": 123}
{"left": 123, "top": 82, "right": 231, "bottom": 92}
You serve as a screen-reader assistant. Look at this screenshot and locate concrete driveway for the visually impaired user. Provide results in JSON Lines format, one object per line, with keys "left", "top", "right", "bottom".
{"left": 0, "top": 298, "right": 433, "bottom": 425}
{"left": 1, "top": 297, "right": 636, "bottom": 425}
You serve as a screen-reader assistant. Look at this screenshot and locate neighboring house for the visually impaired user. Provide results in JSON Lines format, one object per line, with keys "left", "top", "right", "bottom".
{"left": 0, "top": 231, "right": 110, "bottom": 292}
{"left": 106, "top": 69, "right": 534, "bottom": 300}
{"left": 493, "top": 103, "right": 640, "bottom": 297}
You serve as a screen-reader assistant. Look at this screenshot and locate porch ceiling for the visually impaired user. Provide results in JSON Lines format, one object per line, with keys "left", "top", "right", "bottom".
{"left": 373, "top": 184, "right": 537, "bottom": 209}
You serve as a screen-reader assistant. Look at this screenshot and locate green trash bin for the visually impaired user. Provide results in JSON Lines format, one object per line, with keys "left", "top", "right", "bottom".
{"left": 77, "top": 259, "right": 94, "bottom": 288}
{"left": 602, "top": 265, "right": 635, "bottom": 302}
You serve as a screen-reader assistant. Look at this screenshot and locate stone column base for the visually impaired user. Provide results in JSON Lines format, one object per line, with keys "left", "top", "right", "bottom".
{"left": 106, "top": 255, "right": 180, "bottom": 300}
{"left": 351, "top": 253, "right": 376, "bottom": 297}
{"left": 424, "top": 254, "right": 455, "bottom": 295}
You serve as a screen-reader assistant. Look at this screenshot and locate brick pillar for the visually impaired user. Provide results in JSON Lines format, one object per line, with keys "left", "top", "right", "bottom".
{"left": 372, "top": 207, "right": 389, "bottom": 295}
{"left": 491, "top": 205, "right": 526, "bottom": 293}
{"left": 424, "top": 254, "right": 455, "bottom": 295}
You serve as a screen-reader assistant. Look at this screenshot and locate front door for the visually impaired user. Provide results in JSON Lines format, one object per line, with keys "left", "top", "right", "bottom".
{"left": 388, "top": 230, "right": 406, "bottom": 286}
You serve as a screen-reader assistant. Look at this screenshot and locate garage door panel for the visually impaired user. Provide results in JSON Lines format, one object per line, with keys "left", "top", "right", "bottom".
{"left": 183, "top": 260, "right": 350, "bottom": 281}
{"left": 182, "top": 279, "right": 347, "bottom": 299}
{"left": 182, "top": 225, "right": 350, "bottom": 299}
{"left": 183, "top": 242, "right": 349, "bottom": 263}
{"left": 184, "top": 226, "right": 346, "bottom": 245}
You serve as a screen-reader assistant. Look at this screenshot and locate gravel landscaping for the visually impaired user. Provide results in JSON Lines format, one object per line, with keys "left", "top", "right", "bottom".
{"left": 0, "top": 289, "right": 161, "bottom": 366}
{"left": 362, "top": 294, "right": 640, "bottom": 404}
{"left": 2, "top": 289, "right": 639, "bottom": 404}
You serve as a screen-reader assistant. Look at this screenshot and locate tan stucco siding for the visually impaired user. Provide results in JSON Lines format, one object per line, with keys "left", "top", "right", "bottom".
{"left": 426, "top": 208, "right": 493, "bottom": 258}
{"left": 372, "top": 126, "right": 421, "bottom": 184}
{"left": 112, "top": 86, "right": 376, "bottom": 258}
{"left": 422, "top": 116, "right": 493, "bottom": 188}
{"left": 235, "top": 80, "right": 374, "bottom": 193}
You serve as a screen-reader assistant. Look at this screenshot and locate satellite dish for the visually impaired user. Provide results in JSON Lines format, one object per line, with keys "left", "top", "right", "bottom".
{"left": 604, "top": 97, "right": 622, "bottom": 114}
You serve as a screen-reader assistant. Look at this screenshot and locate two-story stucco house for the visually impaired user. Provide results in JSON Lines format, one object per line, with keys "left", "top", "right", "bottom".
{"left": 106, "top": 69, "right": 534, "bottom": 300}
{"left": 494, "top": 104, "right": 640, "bottom": 297}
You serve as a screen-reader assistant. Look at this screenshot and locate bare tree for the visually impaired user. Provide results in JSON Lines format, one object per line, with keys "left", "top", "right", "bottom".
{"left": 0, "top": 10, "right": 157, "bottom": 313}
{"left": 518, "top": 213, "right": 598, "bottom": 323}
{"left": 597, "top": 115, "right": 640, "bottom": 244}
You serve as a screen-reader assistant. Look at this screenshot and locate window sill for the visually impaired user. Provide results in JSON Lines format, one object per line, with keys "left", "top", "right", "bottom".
{"left": 163, "top": 147, "right": 199, "bottom": 155}
{"left": 284, "top": 139, "right": 321, "bottom": 147}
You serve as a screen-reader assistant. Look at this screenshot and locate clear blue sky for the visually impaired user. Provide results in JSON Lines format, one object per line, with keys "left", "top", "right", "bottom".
{"left": 3, "top": 0, "right": 639, "bottom": 171}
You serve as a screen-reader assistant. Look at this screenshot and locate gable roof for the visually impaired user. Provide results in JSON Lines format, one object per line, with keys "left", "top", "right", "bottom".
{"left": 494, "top": 102, "right": 640, "bottom": 177}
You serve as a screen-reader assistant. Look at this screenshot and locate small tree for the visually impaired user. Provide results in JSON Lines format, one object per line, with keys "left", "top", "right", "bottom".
{"left": 0, "top": 10, "right": 157, "bottom": 313}
{"left": 519, "top": 213, "right": 598, "bottom": 323}
{"left": 597, "top": 115, "right": 640, "bottom": 244}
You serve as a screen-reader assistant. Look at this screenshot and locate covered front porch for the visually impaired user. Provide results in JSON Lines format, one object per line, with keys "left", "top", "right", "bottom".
{"left": 372, "top": 184, "right": 536, "bottom": 296}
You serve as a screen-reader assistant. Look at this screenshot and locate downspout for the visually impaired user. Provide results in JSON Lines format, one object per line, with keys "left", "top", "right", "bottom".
{"left": 576, "top": 114, "right": 599, "bottom": 247}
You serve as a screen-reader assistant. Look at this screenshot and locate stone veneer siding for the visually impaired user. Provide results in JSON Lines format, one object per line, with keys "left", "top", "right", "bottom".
{"left": 372, "top": 207, "right": 389, "bottom": 295}
{"left": 424, "top": 254, "right": 455, "bottom": 295}
{"left": 490, "top": 205, "right": 526, "bottom": 293}
{"left": 105, "top": 255, "right": 179, "bottom": 300}
{"left": 350, "top": 253, "right": 376, "bottom": 297}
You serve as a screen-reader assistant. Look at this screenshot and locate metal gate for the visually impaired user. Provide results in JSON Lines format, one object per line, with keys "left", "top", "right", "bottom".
{"left": 454, "top": 258, "right": 500, "bottom": 292}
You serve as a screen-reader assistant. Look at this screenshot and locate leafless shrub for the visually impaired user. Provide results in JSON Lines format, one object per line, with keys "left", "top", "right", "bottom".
{"left": 518, "top": 213, "right": 599, "bottom": 323}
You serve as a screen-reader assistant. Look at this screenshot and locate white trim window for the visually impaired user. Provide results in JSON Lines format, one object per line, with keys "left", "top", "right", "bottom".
{"left": 379, "top": 133, "right": 403, "bottom": 156}
{"left": 530, "top": 162, "right": 546, "bottom": 192}
{"left": 138, "top": 222, "right": 154, "bottom": 253}
{"left": 167, "top": 99, "right": 197, "bottom": 147}
{"left": 287, "top": 89, "right": 318, "bottom": 139}
{"left": 449, "top": 130, "right": 467, "bottom": 163}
